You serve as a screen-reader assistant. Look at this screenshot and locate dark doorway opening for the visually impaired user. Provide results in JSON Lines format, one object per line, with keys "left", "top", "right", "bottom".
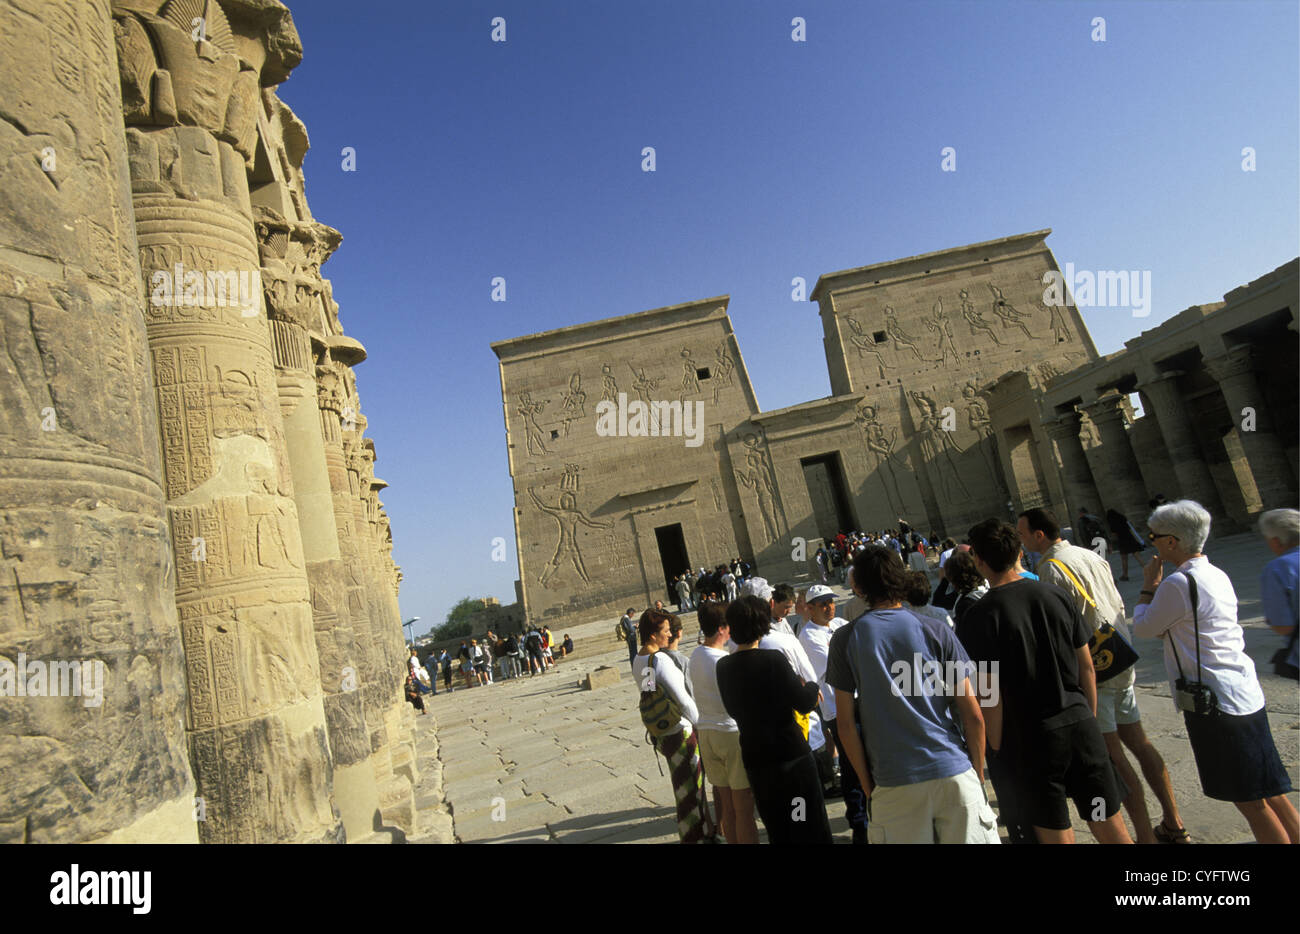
{"left": 801, "top": 453, "right": 857, "bottom": 542}
{"left": 654, "top": 524, "right": 690, "bottom": 603}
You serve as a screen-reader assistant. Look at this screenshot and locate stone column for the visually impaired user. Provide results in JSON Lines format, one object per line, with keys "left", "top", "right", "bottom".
{"left": 116, "top": 5, "right": 341, "bottom": 843}
{"left": 0, "top": 0, "right": 197, "bottom": 844}
{"left": 1043, "top": 411, "right": 1103, "bottom": 522}
{"left": 1204, "top": 345, "right": 1298, "bottom": 509}
{"left": 1080, "top": 392, "right": 1149, "bottom": 520}
{"left": 258, "top": 214, "right": 379, "bottom": 840}
{"left": 1137, "top": 371, "right": 1227, "bottom": 515}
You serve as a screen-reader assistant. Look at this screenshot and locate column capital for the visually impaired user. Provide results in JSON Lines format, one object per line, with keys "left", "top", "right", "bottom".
{"left": 1042, "top": 410, "right": 1083, "bottom": 440}
{"left": 1081, "top": 391, "right": 1129, "bottom": 427}
{"left": 1203, "top": 344, "right": 1256, "bottom": 383}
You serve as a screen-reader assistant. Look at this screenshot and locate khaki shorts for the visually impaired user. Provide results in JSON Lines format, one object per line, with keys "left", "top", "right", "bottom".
{"left": 697, "top": 728, "right": 749, "bottom": 790}
{"left": 1096, "top": 675, "right": 1142, "bottom": 734}
{"left": 867, "top": 768, "right": 1000, "bottom": 844}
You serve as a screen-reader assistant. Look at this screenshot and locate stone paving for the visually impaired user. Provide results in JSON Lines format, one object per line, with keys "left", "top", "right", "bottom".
{"left": 408, "top": 532, "right": 1298, "bottom": 844}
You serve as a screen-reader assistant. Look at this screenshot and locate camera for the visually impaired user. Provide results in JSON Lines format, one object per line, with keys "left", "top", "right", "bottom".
{"left": 1174, "top": 678, "right": 1218, "bottom": 716}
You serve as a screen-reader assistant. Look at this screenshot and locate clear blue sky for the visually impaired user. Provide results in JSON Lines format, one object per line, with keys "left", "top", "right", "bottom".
{"left": 279, "top": 0, "right": 1299, "bottom": 636}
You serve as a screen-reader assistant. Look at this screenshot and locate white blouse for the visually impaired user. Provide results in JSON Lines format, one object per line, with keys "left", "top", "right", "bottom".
{"left": 1132, "top": 556, "right": 1265, "bottom": 716}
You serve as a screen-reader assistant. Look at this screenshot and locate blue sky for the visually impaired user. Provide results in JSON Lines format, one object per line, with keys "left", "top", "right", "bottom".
{"left": 279, "top": 0, "right": 1299, "bottom": 636}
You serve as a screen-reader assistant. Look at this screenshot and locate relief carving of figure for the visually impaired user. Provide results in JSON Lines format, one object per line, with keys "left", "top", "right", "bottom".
{"left": 844, "top": 315, "right": 890, "bottom": 374}
{"left": 529, "top": 487, "right": 611, "bottom": 587}
{"left": 559, "top": 372, "right": 586, "bottom": 436}
{"left": 679, "top": 348, "right": 700, "bottom": 403}
{"left": 600, "top": 364, "right": 618, "bottom": 403}
{"left": 962, "top": 382, "right": 1004, "bottom": 489}
{"left": 713, "top": 343, "right": 735, "bottom": 402}
{"left": 909, "top": 390, "right": 970, "bottom": 502}
{"left": 855, "top": 402, "right": 907, "bottom": 517}
{"left": 630, "top": 365, "right": 662, "bottom": 431}
{"left": 987, "top": 283, "right": 1036, "bottom": 340}
{"left": 922, "top": 299, "right": 959, "bottom": 367}
{"left": 958, "top": 289, "right": 1001, "bottom": 345}
{"left": 735, "top": 431, "right": 780, "bottom": 545}
{"left": 884, "top": 305, "right": 928, "bottom": 361}
{"left": 517, "top": 390, "right": 549, "bottom": 456}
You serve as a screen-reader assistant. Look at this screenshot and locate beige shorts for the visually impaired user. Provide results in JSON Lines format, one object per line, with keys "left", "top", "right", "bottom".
{"left": 697, "top": 728, "right": 749, "bottom": 790}
{"left": 867, "top": 768, "right": 1000, "bottom": 845}
{"left": 1096, "top": 670, "right": 1142, "bottom": 734}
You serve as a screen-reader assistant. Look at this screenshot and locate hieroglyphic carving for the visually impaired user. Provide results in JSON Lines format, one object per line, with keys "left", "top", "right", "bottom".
{"left": 958, "top": 288, "right": 1001, "bottom": 345}
{"left": 735, "top": 431, "right": 781, "bottom": 545}
{"left": 855, "top": 402, "right": 908, "bottom": 518}
{"left": 559, "top": 372, "right": 586, "bottom": 436}
{"left": 962, "top": 382, "right": 1005, "bottom": 489}
{"left": 844, "top": 315, "right": 891, "bottom": 374}
{"left": 599, "top": 364, "right": 618, "bottom": 403}
{"left": 516, "top": 391, "right": 549, "bottom": 455}
{"left": 909, "top": 390, "right": 970, "bottom": 502}
{"left": 987, "top": 283, "right": 1036, "bottom": 340}
{"left": 923, "top": 299, "right": 959, "bottom": 367}
{"left": 712, "top": 343, "right": 735, "bottom": 403}
{"left": 884, "top": 305, "right": 928, "bottom": 361}
{"left": 529, "top": 466, "right": 611, "bottom": 587}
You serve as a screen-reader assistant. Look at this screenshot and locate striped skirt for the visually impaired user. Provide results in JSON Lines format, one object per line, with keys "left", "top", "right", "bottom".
{"left": 658, "top": 725, "right": 717, "bottom": 843}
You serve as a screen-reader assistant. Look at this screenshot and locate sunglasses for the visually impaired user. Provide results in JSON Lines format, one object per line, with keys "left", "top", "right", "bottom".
{"left": 1146, "top": 531, "right": 1179, "bottom": 543}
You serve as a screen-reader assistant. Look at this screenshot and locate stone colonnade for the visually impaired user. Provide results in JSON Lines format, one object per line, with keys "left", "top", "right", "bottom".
{"left": 0, "top": 0, "right": 413, "bottom": 843}
{"left": 1049, "top": 341, "right": 1297, "bottom": 530}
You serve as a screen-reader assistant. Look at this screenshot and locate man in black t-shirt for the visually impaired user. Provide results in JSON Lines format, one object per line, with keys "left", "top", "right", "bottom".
{"left": 960, "top": 519, "right": 1130, "bottom": 844}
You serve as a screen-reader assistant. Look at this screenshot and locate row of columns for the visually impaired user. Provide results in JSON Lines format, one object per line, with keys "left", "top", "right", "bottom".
{"left": 1045, "top": 343, "right": 1297, "bottom": 531}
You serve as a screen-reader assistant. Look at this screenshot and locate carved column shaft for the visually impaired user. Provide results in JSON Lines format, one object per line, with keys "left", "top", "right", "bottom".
{"left": 119, "top": 8, "right": 340, "bottom": 843}
{"left": 1204, "top": 345, "right": 1298, "bottom": 509}
{"left": 1137, "top": 372, "right": 1226, "bottom": 514}
{"left": 0, "top": 0, "right": 196, "bottom": 843}
{"left": 1044, "top": 411, "right": 1103, "bottom": 523}
{"left": 1080, "top": 393, "right": 1150, "bottom": 520}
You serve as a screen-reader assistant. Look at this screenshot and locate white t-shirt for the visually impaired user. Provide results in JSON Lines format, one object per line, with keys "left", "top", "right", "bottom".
{"left": 1132, "top": 556, "right": 1265, "bottom": 717}
{"left": 769, "top": 616, "right": 794, "bottom": 637}
{"left": 631, "top": 650, "right": 698, "bottom": 733}
{"left": 687, "top": 645, "right": 737, "bottom": 732}
{"left": 939, "top": 548, "right": 955, "bottom": 568}
{"left": 798, "top": 617, "right": 847, "bottom": 720}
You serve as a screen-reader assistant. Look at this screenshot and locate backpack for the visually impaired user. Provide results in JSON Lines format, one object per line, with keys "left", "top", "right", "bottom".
{"left": 638, "top": 654, "right": 683, "bottom": 741}
{"left": 526, "top": 632, "right": 542, "bottom": 651}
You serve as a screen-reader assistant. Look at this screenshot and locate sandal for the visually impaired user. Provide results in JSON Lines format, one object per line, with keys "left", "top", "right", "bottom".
{"left": 1153, "top": 821, "right": 1191, "bottom": 844}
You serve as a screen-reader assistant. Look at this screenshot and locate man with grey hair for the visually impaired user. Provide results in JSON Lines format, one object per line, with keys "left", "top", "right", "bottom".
{"left": 1259, "top": 508, "right": 1299, "bottom": 679}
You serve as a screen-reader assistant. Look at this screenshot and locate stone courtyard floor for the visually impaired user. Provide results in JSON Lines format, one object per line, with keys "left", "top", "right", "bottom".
{"left": 407, "top": 532, "right": 1298, "bottom": 844}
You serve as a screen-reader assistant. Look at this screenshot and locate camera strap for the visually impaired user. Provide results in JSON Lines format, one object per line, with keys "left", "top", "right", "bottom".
{"left": 1164, "top": 571, "right": 1202, "bottom": 683}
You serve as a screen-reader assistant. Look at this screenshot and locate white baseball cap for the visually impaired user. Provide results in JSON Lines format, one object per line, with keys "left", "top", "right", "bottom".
{"left": 806, "top": 584, "right": 835, "bottom": 603}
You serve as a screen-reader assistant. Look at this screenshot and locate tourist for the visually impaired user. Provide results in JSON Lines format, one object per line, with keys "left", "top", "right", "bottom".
{"left": 716, "top": 596, "right": 832, "bottom": 844}
{"left": 688, "top": 602, "right": 759, "bottom": 844}
{"left": 797, "top": 584, "right": 865, "bottom": 841}
{"left": 662, "top": 616, "right": 691, "bottom": 692}
{"left": 1107, "top": 507, "right": 1147, "bottom": 581}
{"left": 675, "top": 575, "right": 694, "bottom": 612}
{"left": 409, "top": 647, "right": 433, "bottom": 695}
{"left": 523, "top": 626, "right": 546, "bottom": 675}
{"left": 633, "top": 609, "right": 716, "bottom": 843}
{"left": 457, "top": 640, "right": 474, "bottom": 689}
{"left": 815, "top": 546, "right": 829, "bottom": 583}
{"left": 722, "top": 566, "right": 738, "bottom": 602}
{"left": 561, "top": 633, "right": 574, "bottom": 656}
{"left": 1133, "top": 500, "right": 1297, "bottom": 844}
{"left": 902, "top": 570, "right": 954, "bottom": 629}
{"left": 619, "top": 607, "right": 639, "bottom": 666}
{"left": 1018, "top": 507, "right": 1187, "bottom": 845}
{"left": 438, "top": 647, "right": 453, "bottom": 693}
{"left": 960, "top": 518, "right": 1131, "bottom": 844}
{"left": 404, "top": 673, "right": 426, "bottom": 714}
{"left": 943, "top": 550, "right": 987, "bottom": 642}
{"left": 1076, "top": 507, "right": 1107, "bottom": 550}
{"left": 470, "top": 639, "right": 491, "bottom": 686}
{"left": 768, "top": 582, "right": 797, "bottom": 636}
{"left": 501, "top": 632, "right": 521, "bottom": 679}
{"left": 1258, "top": 509, "right": 1299, "bottom": 679}
{"left": 514, "top": 630, "right": 530, "bottom": 675}
{"left": 826, "top": 547, "right": 998, "bottom": 844}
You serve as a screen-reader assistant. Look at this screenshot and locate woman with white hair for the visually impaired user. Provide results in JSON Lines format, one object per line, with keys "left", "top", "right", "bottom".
{"left": 1132, "top": 500, "right": 1297, "bottom": 844}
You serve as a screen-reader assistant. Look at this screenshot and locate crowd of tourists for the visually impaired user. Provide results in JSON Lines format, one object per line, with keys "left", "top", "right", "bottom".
{"left": 669, "top": 558, "right": 755, "bottom": 610}
{"left": 404, "top": 625, "right": 575, "bottom": 711}
{"left": 631, "top": 502, "right": 1299, "bottom": 845}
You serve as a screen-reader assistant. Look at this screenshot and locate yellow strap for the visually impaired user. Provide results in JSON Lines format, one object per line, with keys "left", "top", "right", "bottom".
{"left": 1045, "top": 558, "right": 1097, "bottom": 609}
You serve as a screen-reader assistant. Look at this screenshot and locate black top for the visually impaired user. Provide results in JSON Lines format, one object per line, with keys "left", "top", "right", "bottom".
{"left": 957, "top": 578, "right": 1093, "bottom": 732}
{"left": 716, "top": 649, "right": 820, "bottom": 769}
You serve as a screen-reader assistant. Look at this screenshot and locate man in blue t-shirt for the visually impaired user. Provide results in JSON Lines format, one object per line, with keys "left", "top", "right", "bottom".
{"left": 826, "top": 546, "right": 999, "bottom": 844}
{"left": 1259, "top": 509, "right": 1299, "bottom": 679}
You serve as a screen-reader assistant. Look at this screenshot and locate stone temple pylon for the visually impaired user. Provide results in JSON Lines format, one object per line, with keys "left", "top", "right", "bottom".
{"left": 114, "top": 0, "right": 342, "bottom": 843}
{"left": 0, "top": 0, "right": 198, "bottom": 844}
